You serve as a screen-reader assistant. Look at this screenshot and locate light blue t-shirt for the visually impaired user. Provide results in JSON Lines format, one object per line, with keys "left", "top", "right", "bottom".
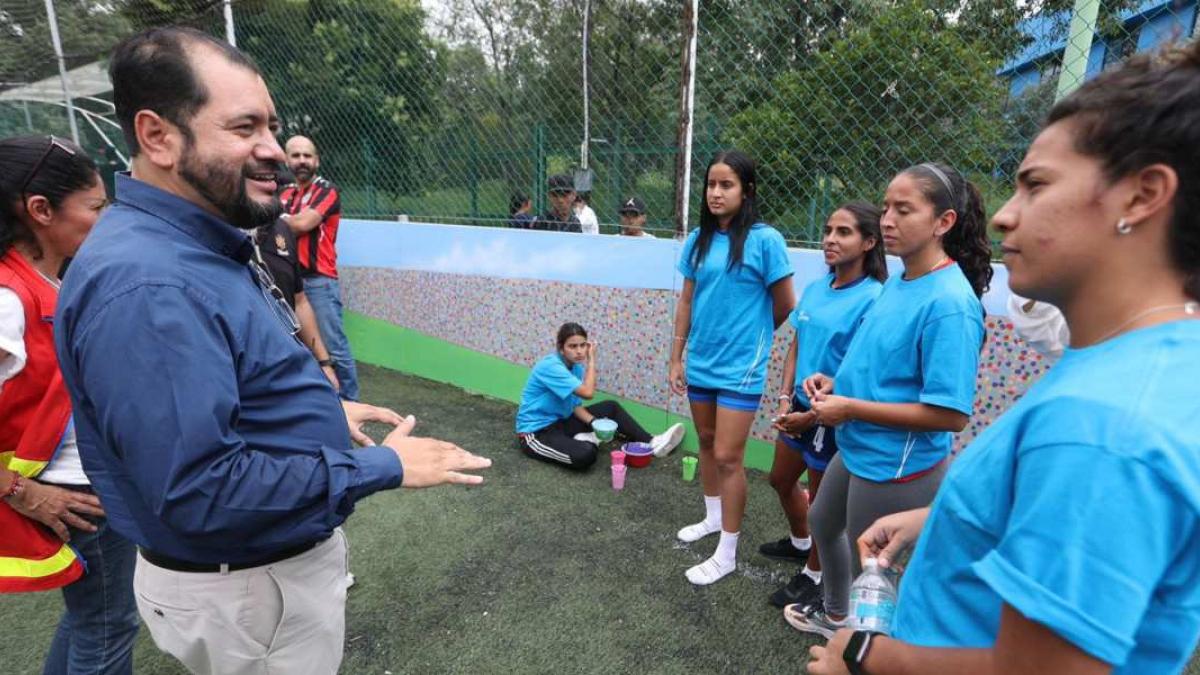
{"left": 790, "top": 273, "right": 883, "bottom": 409}
{"left": 515, "top": 354, "right": 584, "bottom": 433}
{"left": 833, "top": 263, "right": 984, "bottom": 481}
{"left": 677, "top": 224, "right": 793, "bottom": 394}
{"left": 894, "top": 320, "right": 1200, "bottom": 674}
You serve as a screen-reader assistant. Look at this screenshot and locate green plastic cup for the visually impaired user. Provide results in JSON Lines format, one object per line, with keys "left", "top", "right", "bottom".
{"left": 681, "top": 456, "right": 698, "bottom": 481}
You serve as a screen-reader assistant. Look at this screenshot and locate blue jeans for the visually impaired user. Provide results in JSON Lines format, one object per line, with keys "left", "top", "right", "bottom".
{"left": 303, "top": 275, "right": 360, "bottom": 401}
{"left": 43, "top": 494, "right": 139, "bottom": 675}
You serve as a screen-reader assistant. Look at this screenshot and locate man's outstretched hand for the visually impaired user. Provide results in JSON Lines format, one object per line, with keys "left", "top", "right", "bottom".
{"left": 342, "top": 400, "right": 410, "bottom": 446}
{"left": 383, "top": 424, "right": 492, "bottom": 488}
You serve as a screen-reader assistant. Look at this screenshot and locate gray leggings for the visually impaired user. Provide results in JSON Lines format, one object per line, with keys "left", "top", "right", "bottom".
{"left": 809, "top": 452, "right": 946, "bottom": 617}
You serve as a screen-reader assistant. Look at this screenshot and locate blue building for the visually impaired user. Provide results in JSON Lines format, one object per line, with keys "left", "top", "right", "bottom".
{"left": 999, "top": 0, "right": 1198, "bottom": 98}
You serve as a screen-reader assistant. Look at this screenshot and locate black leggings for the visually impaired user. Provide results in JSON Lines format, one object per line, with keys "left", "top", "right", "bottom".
{"left": 518, "top": 400, "right": 651, "bottom": 471}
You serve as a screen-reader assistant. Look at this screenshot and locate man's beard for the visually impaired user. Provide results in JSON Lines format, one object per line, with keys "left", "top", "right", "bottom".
{"left": 180, "top": 148, "right": 282, "bottom": 230}
{"left": 292, "top": 165, "right": 313, "bottom": 182}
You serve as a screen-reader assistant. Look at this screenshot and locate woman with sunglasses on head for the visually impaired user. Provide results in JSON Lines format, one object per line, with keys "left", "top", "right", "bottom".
{"left": 0, "top": 135, "right": 140, "bottom": 673}
{"left": 806, "top": 41, "right": 1200, "bottom": 675}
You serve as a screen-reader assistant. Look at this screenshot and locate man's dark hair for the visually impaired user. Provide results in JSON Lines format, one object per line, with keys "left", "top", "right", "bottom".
{"left": 1047, "top": 40, "right": 1200, "bottom": 300}
{"left": 110, "top": 26, "right": 261, "bottom": 155}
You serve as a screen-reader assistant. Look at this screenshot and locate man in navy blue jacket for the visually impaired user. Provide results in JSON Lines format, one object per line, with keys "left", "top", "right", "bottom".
{"left": 55, "top": 27, "right": 490, "bottom": 674}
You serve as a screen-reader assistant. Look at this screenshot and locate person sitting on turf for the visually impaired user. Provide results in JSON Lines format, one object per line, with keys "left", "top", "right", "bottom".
{"left": 516, "top": 322, "right": 684, "bottom": 471}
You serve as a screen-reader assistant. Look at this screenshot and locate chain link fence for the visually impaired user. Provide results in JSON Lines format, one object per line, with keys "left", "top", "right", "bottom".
{"left": 2, "top": 0, "right": 1197, "bottom": 243}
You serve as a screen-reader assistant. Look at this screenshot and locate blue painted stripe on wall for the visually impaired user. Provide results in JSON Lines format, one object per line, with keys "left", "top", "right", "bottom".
{"left": 339, "top": 219, "right": 1013, "bottom": 316}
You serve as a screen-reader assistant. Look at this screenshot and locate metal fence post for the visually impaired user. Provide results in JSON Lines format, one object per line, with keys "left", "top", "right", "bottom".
{"left": 42, "top": 0, "right": 80, "bottom": 145}
{"left": 1055, "top": 0, "right": 1101, "bottom": 100}
{"left": 223, "top": 0, "right": 237, "bottom": 48}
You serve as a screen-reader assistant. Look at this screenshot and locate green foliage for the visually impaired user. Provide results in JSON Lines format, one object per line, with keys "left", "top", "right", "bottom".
{"left": 725, "top": 1, "right": 1007, "bottom": 238}
{"left": 235, "top": 0, "right": 442, "bottom": 195}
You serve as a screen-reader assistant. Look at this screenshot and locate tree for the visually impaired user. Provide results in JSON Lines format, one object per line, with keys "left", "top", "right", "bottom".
{"left": 725, "top": 0, "right": 1007, "bottom": 239}
{"left": 234, "top": 0, "right": 443, "bottom": 202}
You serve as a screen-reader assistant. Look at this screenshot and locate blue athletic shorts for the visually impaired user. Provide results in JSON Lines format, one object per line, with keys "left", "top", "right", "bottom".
{"left": 777, "top": 399, "right": 839, "bottom": 471}
{"left": 686, "top": 386, "right": 762, "bottom": 412}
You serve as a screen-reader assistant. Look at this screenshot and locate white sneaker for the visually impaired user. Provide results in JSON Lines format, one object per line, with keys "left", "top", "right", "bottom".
{"left": 651, "top": 423, "right": 686, "bottom": 457}
{"left": 685, "top": 556, "right": 736, "bottom": 585}
{"left": 573, "top": 432, "right": 599, "bottom": 444}
{"left": 345, "top": 572, "right": 356, "bottom": 589}
{"left": 677, "top": 519, "right": 721, "bottom": 543}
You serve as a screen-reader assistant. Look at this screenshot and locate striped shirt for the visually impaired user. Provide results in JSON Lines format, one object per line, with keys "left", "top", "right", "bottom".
{"left": 280, "top": 176, "right": 341, "bottom": 279}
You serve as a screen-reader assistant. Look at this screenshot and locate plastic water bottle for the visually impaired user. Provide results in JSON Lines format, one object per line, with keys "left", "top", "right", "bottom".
{"left": 847, "top": 557, "right": 897, "bottom": 635}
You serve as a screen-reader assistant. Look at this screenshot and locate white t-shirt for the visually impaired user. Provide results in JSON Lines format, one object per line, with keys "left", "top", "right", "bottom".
{"left": 0, "top": 284, "right": 89, "bottom": 485}
{"left": 1006, "top": 293, "right": 1069, "bottom": 360}
{"left": 577, "top": 206, "right": 599, "bottom": 235}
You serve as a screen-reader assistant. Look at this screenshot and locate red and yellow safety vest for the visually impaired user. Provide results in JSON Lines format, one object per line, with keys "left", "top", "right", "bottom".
{"left": 0, "top": 248, "right": 84, "bottom": 592}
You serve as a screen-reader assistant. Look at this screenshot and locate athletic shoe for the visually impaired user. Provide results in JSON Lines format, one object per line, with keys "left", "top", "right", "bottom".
{"left": 769, "top": 569, "right": 821, "bottom": 608}
{"left": 758, "top": 537, "right": 812, "bottom": 563}
{"left": 346, "top": 573, "right": 356, "bottom": 589}
{"left": 573, "top": 432, "right": 599, "bottom": 445}
{"left": 783, "top": 603, "right": 845, "bottom": 638}
{"left": 651, "top": 423, "right": 685, "bottom": 457}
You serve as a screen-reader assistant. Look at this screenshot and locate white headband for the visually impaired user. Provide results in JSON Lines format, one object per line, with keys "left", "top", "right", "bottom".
{"left": 919, "top": 163, "right": 959, "bottom": 211}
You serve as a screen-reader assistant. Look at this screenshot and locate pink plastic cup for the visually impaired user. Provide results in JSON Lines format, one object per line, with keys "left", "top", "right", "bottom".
{"left": 611, "top": 464, "right": 627, "bottom": 491}
{"left": 610, "top": 450, "right": 626, "bottom": 466}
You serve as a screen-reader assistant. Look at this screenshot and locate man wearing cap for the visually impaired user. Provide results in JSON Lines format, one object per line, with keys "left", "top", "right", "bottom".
{"left": 533, "top": 174, "right": 582, "bottom": 233}
{"left": 618, "top": 197, "right": 655, "bottom": 238}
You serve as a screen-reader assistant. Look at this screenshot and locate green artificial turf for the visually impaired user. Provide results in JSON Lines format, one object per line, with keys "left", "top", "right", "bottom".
{"left": 3, "top": 363, "right": 1198, "bottom": 674}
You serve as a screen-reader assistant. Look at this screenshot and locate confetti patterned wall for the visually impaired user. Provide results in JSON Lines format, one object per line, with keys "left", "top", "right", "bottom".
{"left": 342, "top": 267, "right": 1053, "bottom": 450}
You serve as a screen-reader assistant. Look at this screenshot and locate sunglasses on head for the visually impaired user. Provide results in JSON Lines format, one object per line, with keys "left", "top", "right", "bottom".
{"left": 20, "top": 136, "right": 77, "bottom": 196}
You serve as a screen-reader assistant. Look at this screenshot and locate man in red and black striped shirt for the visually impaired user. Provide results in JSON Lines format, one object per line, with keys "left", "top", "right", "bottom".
{"left": 279, "top": 136, "right": 360, "bottom": 400}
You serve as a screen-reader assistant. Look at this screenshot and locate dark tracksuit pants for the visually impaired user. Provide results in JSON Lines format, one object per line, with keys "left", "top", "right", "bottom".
{"left": 518, "top": 400, "right": 650, "bottom": 471}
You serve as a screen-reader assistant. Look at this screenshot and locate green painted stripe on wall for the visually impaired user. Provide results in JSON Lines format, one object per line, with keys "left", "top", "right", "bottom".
{"left": 344, "top": 311, "right": 778, "bottom": 471}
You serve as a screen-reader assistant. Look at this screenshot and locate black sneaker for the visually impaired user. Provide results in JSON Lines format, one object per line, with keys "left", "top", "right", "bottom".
{"left": 769, "top": 569, "right": 822, "bottom": 608}
{"left": 758, "top": 537, "right": 812, "bottom": 563}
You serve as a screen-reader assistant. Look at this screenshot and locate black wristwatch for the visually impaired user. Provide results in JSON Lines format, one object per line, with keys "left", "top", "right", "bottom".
{"left": 318, "top": 359, "right": 333, "bottom": 367}
{"left": 843, "top": 630, "right": 881, "bottom": 675}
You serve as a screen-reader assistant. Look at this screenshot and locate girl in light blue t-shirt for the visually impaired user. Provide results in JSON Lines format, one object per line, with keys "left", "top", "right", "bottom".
{"left": 669, "top": 150, "right": 795, "bottom": 585}
{"left": 787, "top": 162, "right": 992, "bottom": 638}
{"left": 760, "top": 201, "right": 886, "bottom": 610}
{"left": 808, "top": 43, "right": 1200, "bottom": 675}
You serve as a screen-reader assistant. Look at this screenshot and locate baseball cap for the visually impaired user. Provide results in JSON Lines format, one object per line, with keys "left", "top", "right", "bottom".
{"left": 618, "top": 196, "right": 646, "bottom": 215}
{"left": 548, "top": 174, "right": 575, "bottom": 194}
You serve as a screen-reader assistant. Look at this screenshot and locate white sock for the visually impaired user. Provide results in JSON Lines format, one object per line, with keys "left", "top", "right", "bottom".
{"left": 790, "top": 535, "right": 812, "bottom": 551}
{"left": 677, "top": 495, "right": 722, "bottom": 543}
{"left": 704, "top": 495, "right": 721, "bottom": 521}
{"left": 802, "top": 566, "right": 822, "bottom": 584}
{"left": 715, "top": 530, "right": 740, "bottom": 565}
{"left": 686, "top": 531, "right": 739, "bottom": 585}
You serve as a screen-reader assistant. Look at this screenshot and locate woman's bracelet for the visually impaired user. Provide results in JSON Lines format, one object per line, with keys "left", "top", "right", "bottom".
{"left": 672, "top": 336, "right": 687, "bottom": 342}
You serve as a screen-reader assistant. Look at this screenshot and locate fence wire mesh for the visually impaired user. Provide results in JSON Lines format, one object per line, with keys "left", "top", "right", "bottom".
{"left": 2, "top": 0, "right": 1197, "bottom": 244}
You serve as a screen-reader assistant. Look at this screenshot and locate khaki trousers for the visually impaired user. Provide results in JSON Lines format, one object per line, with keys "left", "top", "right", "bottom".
{"left": 134, "top": 529, "right": 350, "bottom": 675}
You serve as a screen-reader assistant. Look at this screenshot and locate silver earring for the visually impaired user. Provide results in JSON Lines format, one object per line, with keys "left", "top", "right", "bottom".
{"left": 1116, "top": 218, "right": 1133, "bottom": 235}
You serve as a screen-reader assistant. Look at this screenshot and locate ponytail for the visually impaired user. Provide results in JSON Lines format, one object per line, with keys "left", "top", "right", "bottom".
{"left": 903, "top": 162, "right": 992, "bottom": 298}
